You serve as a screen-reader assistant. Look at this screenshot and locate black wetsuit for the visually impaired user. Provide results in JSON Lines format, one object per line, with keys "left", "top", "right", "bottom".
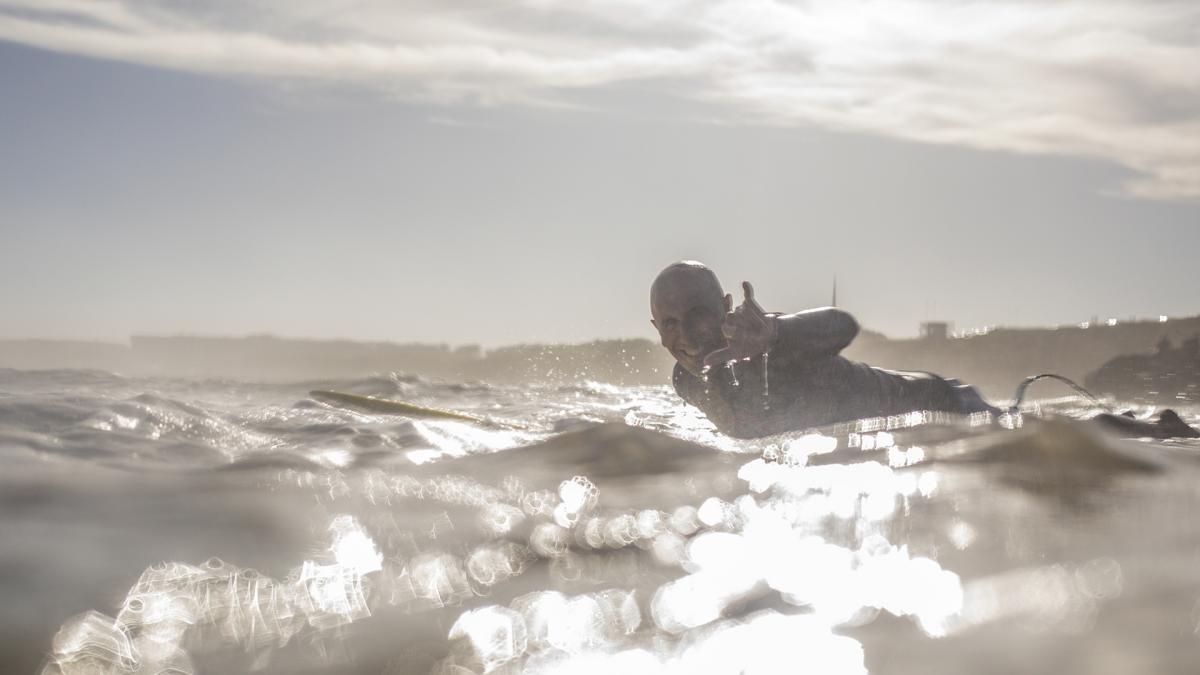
{"left": 672, "top": 308, "right": 996, "bottom": 438}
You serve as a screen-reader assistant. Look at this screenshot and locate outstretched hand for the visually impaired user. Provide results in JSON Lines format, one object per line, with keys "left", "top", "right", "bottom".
{"left": 703, "top": 281, "right": 778, "bottom": 369}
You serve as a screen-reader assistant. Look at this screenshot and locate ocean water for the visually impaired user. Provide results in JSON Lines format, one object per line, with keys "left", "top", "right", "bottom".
{"left": 3, "top": 368, "right": 1200, "bottom": 675}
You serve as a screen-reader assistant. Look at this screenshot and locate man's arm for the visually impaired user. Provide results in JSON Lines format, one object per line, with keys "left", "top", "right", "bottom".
{"left": 770, "top": 307, "right": 859, "bottom": 363}
{"left": 702, "top": 283, "right": 859, "bottom": 370}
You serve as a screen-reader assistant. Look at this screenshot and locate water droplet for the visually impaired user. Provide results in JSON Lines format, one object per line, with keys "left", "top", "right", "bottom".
{"left": 762, "top": 352, "right": 771, "bottom": 411}
{"left": 725, "top": 361, "right": 740, "bottom": 388}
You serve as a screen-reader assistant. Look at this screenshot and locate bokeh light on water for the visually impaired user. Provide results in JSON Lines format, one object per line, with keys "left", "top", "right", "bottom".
{"left": 6, "top": 371, "right": 1198, "bottom": 674}
{"left": 41, "top": 425, "right": 973, "bottom": 674}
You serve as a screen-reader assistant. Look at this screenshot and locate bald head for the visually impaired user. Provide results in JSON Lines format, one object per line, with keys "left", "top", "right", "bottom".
{"left": 650, "top": 261, "right": 729, "bottom": 375}
{"left": 650, "top": 261, "right": 724, "bottom": 305}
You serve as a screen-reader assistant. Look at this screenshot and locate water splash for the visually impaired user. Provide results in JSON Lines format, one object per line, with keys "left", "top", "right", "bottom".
{"left": 761, "top": 352, "right": 770, "bottom": 412}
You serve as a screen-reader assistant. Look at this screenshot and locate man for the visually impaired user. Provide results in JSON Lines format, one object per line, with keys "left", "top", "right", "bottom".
{"left": 649, "top": 261, "right": 996, "bottom": 438}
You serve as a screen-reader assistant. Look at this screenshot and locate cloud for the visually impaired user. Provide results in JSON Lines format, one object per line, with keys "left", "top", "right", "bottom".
{"left": 1, "top": 0, "right": 1197, "bottom": 199}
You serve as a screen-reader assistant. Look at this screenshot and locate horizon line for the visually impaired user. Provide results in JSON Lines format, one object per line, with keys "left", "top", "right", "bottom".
{"left": 1, "top": 312, "right": 1194, "bottom": 350}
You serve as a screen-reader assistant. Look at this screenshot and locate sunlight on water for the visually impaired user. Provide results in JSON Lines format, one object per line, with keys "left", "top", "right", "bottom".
{"left": 40, "top": 425, "right": 982, "bottom": 674}
{"left": 46, "top": 613, "right": 139, "bottom": 674}
{"left": 40, "top": 436, "right": 953, "bottom": 674}
{"left": 42, "top": 516, "right": 392, "bottom": 674}
{"left": 13, "top": 370, "right": 1195, "bottom": 675}
{"left": 55, "top": 432, "right": 1148, "bottom": 674}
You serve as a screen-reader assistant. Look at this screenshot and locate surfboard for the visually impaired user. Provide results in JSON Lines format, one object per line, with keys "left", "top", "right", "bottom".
{"left": 309, "top": 390, "right": 528, "bottom": 430}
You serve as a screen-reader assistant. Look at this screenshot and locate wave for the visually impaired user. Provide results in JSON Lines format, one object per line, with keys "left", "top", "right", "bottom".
{"left": 21, "top": 411, "right": 1200, "bottom": 675}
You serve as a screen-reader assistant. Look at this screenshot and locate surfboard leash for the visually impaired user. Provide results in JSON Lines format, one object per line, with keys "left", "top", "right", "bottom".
{"left": 1007, "top": 373, "right": 1112, "bottom": 414}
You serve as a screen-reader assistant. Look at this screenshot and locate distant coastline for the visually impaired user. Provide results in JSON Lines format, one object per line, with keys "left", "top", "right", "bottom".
{"left": 0, "top": 335, "right": 676, "bottom": 386}
{"left": 842, "top": 316, "right": 1200, "bottom": 398}
{"left": 3, "top": 315, "right": 1198, "bottom": 397}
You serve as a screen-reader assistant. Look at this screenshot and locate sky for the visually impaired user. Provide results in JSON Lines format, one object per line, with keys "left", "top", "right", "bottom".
{"left": 0, "top": 0, "right": 1198, "bottom": 346}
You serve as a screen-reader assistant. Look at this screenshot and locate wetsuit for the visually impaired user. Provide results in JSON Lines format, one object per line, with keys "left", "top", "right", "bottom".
{"left": 672, "top": 308, "right": 997, "bottom": 438}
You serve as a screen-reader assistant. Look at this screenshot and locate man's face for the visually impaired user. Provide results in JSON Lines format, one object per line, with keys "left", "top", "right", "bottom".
{"left": 650, "top": 277, "right": 729, "bottom": 376}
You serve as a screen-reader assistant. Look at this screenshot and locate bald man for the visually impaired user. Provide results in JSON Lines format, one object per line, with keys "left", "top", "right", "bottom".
{"left": 649, "top": 261, "right": 996, "bottom": 438}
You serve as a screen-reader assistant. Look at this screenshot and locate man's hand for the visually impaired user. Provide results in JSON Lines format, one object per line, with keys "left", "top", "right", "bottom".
{"left": 703, "top": 281, "right": 778, "bottom": 369}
